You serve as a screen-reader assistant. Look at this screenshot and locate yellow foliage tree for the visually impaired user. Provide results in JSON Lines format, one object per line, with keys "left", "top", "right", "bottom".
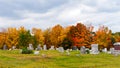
{"left": 43, "top": 28, "right": 51, "bottom": 48}
{"left": 94, "top": 25, "right": 112, "bottom": 49}
{"left": 5, "top": 28, "right": 19, "bottom": 48}
{"left": 32, "top": 28, "right": 44, "bottom": 45}
{"left": 50, "top": 24, "right": 64, "bottom": 47}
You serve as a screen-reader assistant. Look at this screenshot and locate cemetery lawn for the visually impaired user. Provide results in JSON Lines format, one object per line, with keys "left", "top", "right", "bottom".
{"left": 0, "top": 50, "right": 120, "bottom": 68}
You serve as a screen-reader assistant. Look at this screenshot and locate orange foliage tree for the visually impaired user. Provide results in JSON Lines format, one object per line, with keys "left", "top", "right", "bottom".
{"left": 68, "top": 23, "right": 92, "bottom": 48}
{"left": 0, "top": 32, "right": 6, "bottom": 48}
{"left": 94, "top": 25, "right": 112, "bottom": 49}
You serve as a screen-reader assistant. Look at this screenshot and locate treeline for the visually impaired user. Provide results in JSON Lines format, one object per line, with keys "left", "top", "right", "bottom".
{"left": 0, "top": 23, "right": 119, "bottom": 50}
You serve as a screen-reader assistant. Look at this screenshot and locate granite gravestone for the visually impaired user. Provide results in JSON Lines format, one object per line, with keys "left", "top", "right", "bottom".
{"left": 72, "top": 46, "right": 77, "bottom": 50}
{"left": 90, "top": 44, "right": 99, "bottom": 54}
{"left": 58, "top": 47, "right": 64, "bottom": 53}
{"left": 110, "top": 48, "right": 114, "bottom": 54}
{"left": 3, "top": 45, "right": 7, "bottom": 50}
{"left": 80, "top": 46, "right": 86, "bottom": 54}
{"left": 113, "top": 42, "right": 120, "bottom": 55}
{"left": 28, "top": 44, "right": 34, "bottom": 50}
{"left": 43, "top": 45, "right": 47, "bottom": 50}
{"left": 36, "top": 44, "right": 41, "bottom": 51}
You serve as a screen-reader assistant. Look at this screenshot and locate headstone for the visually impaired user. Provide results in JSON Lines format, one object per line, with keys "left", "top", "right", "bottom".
{"left": 3, "top": 45, "right": 7, "bottom": 50}
{"left": 69, "top": 49, "right": 72, "bottom": 51}
{"left": 34, "top": 51, "right": 39, "bottom": 55}
{"left": 113, "top": 42, "right": 120, "bottom": 55}
{"left": 80, "top": 46, "right": 86, "bottom": 54}
{"left": 72, "top": 46, "right": 77, "bottom": 50}
{"left": 9, "top": 48, "right": 12, "bottom": 51}
{"left": 90, "top": 44, "right": 99, "bottom": 54}
{"left": 36, "top": 44, "right": 41, "bottom": 51}
{"left": 102, "top": 48, "right": 107, "bottom": 53}
{"left": 43, "top": 45, "right": 47, "bottom": 50}
{"left": 113, "top": 42, "right": 120, "bottom": 50}
{"left": 110, "top": 48, "right": 114, "bottom": 54}
{"left": 56, "top": 48, "right": 59, "bottom": 51}
{"left": 12, "top": 46, "right": 15, "bottom": 49}
{"left": 28, "top": 44, "right": 34, "bottom": 50}
{"left": 49, "top": 46, "right": 55, "bottom": 50}
{"left": 58, "top": 47, "right": 64, "bottom": 53}
{"left": 66, "top": 49, "right": 70, "bottom": 55}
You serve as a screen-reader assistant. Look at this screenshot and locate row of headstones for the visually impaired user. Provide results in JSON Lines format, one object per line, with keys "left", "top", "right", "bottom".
{"left": 32, "top": 44, "right": 120, "bottom": 56}
{"left": 28, "top": 44, "right": 65, "bottom": 52}
{"left": 3, "top": 44, "right": 118, "bottom": 55}
{"left": 80, "top": 44, "right": 117, "bottom": 55}
{"left": 2, "top": 44, "right": 64, "bottom": 52}
{"left": 3, "top": 45, "right": 16, "bottom": 50}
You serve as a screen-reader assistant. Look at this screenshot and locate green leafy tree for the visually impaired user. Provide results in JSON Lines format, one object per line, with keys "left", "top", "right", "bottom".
{"left": 18, "top": 27, "right": 32, "bottom": 48}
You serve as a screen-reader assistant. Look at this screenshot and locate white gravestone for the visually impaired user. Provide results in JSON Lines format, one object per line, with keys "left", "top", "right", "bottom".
{"left": 90, "top": 44, "right": 99, "bottom": 54}
{"left": 49, "top": 46, "right": 55, "bottom": 50}
{"left": 34, "top": 51, "right": 39, "bottom": 55}
{"left": 28, "top": 44, "right": 34, "bottom": 50}
{"left": 102, "top": 48, "right": 107, "bottom": 53}
{"left": 43, "top": 45, "right": 47, "bottom": 50}
{"left": 66, "top": 49, "right": 70, "bottom": 55}
{"left": 110, "top": 48, "right": 114, "bottom": 54}
{"left": 12, "top": 46, "right": 15, "bottom": 50}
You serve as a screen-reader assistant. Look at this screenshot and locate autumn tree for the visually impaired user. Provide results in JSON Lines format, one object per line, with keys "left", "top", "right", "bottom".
{"left": 32, "top": 28, "right": 44, "bottom": 47}
{"left": 50, "top": 24, "right": 64, "bottom": 47}
{"left": 43, "top": 28, "right": 51, "bottom": 48}
{"left": 0, "top": 32, "right": 6, "bottom": 48}
{"left": 61, "top": 26, "right": 72, "bottom": 49}
{"left": 94, "top": 25, "right": 112, "bottom": 49}
{"left": 113, "top": 32, "right": 120, "bottom": 42}
{"left": 5, "top": 28, "right": 19, "bottom": 48}
{"left": 18, "top": 27, "right": 32, "bottom": 48}
{"left": 68, "top": 23, "right": 92, "bottom": 48}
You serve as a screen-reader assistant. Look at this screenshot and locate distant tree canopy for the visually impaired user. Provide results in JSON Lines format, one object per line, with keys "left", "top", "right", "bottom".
{"left": 0, "top": 23, "right": 118, "bottom": 49}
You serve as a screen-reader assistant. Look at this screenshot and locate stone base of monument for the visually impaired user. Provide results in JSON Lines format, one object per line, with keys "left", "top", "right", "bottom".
{"left": 90, "top": 50, "right": 99, "bottom": 54}
{"left": 112, "top": 50, "right": 120, "bottom": 56}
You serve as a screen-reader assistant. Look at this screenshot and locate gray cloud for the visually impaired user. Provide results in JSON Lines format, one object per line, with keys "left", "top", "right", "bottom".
{"left": 0, "top": 0, "right": 68, "bottom": 19}
{"left": 0, "top": 0, "right": 119, "bottom": 32}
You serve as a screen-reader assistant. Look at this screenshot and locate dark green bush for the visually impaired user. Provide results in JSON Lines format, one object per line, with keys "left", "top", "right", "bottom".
{"left": 21, "top": 48, "right": 33, "bottom": 54}
{"left": 86, "top": 49, "right": 90, "bottom": 54}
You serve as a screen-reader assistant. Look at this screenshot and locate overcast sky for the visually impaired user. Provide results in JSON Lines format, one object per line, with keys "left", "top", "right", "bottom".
{"left": 0, "top": 0, "right": 120, "bottom": 32}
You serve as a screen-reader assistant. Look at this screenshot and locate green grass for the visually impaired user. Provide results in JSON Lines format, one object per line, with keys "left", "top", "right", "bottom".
{"left": 0, "top": 50, "right": 120, "bottom": 68}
